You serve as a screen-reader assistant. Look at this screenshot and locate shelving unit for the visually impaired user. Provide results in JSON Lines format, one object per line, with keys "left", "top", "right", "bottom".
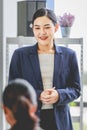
{"left": 6, "top": 37, "right": 83, "bottom": 130}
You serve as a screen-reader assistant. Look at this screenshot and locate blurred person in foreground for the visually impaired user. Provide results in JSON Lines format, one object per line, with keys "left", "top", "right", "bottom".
{"left": 2, "top": 79, "right": 43, "bottom": 130}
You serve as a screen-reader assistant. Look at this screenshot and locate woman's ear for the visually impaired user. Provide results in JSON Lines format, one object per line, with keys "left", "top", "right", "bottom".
{"left": 3, "top": 105, "right": 7, "bottom": 114}
{"left": 29, "top": 105, "right": 38, "bottom": 121}
{"left": 55, "top": 23, "right": 59, "bottom": 32}
{"left": 29, "top": 105, "right": 37, "bottom": 114}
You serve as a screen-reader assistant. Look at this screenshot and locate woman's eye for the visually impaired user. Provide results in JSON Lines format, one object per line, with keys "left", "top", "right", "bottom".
{"left": 45, "top": 27, "right": 51, "bottom": 29}
{"left": 35, "top": 28, "right": 40, "bottom": 30}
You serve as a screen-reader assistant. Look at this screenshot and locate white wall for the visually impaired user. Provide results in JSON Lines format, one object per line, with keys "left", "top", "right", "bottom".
{"left": 0, "top": 0, "right": 4, "bottom": 129}
{"left": 0, "top": 0, "right": 17, "bottom": 129}
{"left": 4, "top": 0, "right": 17, "bottom": 37}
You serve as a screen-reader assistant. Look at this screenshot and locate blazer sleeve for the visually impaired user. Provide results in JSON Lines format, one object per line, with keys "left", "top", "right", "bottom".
{"left": 9, "top": 50, "right": 22, "bottom": 80}
{"left": 56, "top": 51, "right": 81, "bottom": 106}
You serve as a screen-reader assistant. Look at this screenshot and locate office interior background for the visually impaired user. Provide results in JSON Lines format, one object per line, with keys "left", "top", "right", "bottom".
{"left": 0, "top": 0, "right": 87, "bottom": 130}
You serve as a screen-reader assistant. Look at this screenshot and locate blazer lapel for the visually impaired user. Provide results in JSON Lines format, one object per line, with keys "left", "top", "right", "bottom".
{"left": 28, "top": 44, "right": 43, "bottom": 89}
{"left": 53, "top": 45, "right": 63, "bottom": 87}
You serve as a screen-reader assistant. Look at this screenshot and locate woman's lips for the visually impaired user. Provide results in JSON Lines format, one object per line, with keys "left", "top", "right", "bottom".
{"left": 40, "top": 36, "right": 48, "bottom": 40}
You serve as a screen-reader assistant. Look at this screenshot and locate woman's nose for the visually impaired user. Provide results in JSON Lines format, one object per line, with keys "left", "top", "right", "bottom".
{"left": 40, "top": 28, "right": 46, "bottom": 35}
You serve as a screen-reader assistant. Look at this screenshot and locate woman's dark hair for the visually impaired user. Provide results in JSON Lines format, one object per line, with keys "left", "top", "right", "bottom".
{"left": 2, "top": 79, "right": 37, "bottom": 130}
{"left": 32, "top": 8, "right": 58, "bottom": 25}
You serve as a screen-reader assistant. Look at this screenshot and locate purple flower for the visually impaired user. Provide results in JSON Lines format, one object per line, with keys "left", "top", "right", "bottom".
{"left": 58, "top": 13, "right": 75, "bottom": 27}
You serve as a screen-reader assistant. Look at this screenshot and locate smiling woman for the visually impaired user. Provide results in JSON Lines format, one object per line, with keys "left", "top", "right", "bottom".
{"left": 32, "top": 16, "right": 58, "bottom": 50}
{"left": 8, "top": 8, "right": 81, "bottom": 130}
{"left": 1, "top": 1, "right": 86, "bottom": 130}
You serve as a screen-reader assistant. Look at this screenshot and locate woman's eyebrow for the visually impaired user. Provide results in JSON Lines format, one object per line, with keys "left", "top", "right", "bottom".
{"left": 44, "top": 24, "right": 51, "bottom": 27}
{"left": 33, "top": 25, "right": 39, "bottom": 27}
{"left": 34, "top": 24, "right": 51, "bottom": 27}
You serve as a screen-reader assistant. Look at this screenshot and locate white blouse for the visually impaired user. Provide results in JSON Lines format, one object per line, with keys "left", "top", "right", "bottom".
{"left": 38, "top": 54, "right": 54, "bottom": 109}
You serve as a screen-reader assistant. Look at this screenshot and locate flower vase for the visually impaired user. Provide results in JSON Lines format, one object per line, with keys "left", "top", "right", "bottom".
{"left": 61, "top": 27, "right": 71, "bottom": 38}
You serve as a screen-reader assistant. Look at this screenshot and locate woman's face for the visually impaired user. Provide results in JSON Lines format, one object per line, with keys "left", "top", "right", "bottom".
{"left": 32, "top": 16, "right": 58, "bottom": 46}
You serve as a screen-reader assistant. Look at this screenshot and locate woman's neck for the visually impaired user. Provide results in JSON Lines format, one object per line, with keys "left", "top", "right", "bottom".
{"left": 38, "top": 43, "right": 55, "bottom": 54}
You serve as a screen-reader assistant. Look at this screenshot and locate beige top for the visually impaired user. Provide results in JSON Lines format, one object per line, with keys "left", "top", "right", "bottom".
{"left": 38, "top": 54, "right": 54, "bottom": 109}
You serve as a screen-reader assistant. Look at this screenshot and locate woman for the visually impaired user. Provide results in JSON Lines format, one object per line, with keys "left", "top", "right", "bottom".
{"left": 9, "top": 8, "right": 81, "bottom": 130}
{"left": 2, "top": 79, "right": 42, "bottom": 130}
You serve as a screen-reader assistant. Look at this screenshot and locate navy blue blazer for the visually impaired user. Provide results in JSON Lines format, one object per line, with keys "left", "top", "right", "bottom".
{"left": 9, "top": 43, "right": 81, "bottom": 130}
